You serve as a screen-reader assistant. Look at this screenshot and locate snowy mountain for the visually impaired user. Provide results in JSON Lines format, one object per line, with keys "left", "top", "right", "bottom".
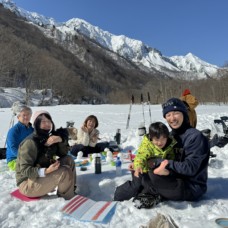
{"left": 1, "top": 0, "right": 220, "bottom": 80}
{"left": 170, "top": 53, "right": 218, "bottom": 79}
{"left": 60, "top": 18, "right": 180, "bottom": 72}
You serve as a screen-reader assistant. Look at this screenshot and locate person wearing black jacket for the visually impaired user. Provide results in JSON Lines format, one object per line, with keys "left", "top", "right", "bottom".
{"left": 114, "top": 98, "right": 209, "bottom": 208}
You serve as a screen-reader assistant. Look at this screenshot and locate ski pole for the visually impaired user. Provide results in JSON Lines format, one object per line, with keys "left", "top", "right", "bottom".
{"left": 141, "top": 93, "right": 145, "bottom": 125}
{"left": 148, "top": 92, "right": 152, "bottom": 124}
{"left": 126, "top": 95, "right": 134, "bottom": 129}
{"left": 4, "top": 113, "right": 15, "bottom": 148}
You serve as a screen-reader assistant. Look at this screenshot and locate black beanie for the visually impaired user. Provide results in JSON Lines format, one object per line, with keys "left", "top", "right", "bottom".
{"left": 162, "top": 98, "right": 188, "bottom": 117}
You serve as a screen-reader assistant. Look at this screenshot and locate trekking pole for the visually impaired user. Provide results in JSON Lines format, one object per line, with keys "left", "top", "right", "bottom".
{"left": 147, "top": 92, "right": 152, "bottom": 124}
{"left": 126, "top": 95, "right": 134, "bottom": 129}
{"left": 4, "top": 113, "right": 15, "bottom": 148}
{"left": 141, "top": 93, "right": 145, "bottom": 125}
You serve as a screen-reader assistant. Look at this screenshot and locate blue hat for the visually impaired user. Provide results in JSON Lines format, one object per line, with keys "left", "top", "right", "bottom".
{"left": 162, "top": 98, "right": 188, "bottom": 117}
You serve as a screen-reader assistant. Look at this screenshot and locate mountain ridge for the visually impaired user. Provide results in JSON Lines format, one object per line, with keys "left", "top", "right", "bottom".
{"left": 1, "top": 0, "right": 220, "bottom": 80}
{"left": 1, "top": 0, "right": 228, "bottom": 105}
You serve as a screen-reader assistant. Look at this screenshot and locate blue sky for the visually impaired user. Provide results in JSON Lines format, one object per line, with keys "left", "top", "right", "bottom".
{"left": 12, "top": 0, "right": 228, "bottom": 67}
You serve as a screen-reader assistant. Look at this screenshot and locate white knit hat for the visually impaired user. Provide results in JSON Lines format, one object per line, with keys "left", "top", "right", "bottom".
{"left": 31, "top": 110, "right": 51, "bottom": 126}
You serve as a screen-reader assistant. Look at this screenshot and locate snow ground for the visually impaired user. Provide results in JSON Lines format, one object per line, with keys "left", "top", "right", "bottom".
{"left": 0, "top": 104, "right": 228, "bottom": 228}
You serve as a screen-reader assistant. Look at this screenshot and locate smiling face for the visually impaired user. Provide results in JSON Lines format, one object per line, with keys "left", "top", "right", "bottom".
{"left": 17, "top": 110, "right": 32, "bottom": 126}
{"left": 40, "top": 115, "right": 53, "bottom": 131}
{"left": 165, "top": 111, "right": 184, "bottom": 129}
{"left": 86, "top": 118, "right": 96, "bottom": 131}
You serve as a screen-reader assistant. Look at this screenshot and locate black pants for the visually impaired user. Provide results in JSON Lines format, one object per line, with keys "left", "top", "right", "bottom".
{"left": 114, "top": 171, "right": 193, "bottom": 201}
{"left": 70, "top": 142, "right": 109, "bottom": 157}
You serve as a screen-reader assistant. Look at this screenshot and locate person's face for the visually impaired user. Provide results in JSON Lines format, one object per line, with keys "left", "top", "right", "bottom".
{"left": 165, "top": 111, "right": 184, "bottom": 129}
{"left": 152, "top": 135, "right": 167, "bottom": 149}
{"left": 40, "top": 115, "right": 52, "bottom": 131}
{"left": 18, "top": 110, "right": 32, "bottom": 126}
{"left": 86, "top": 118, "right": 96, "bottom": 130}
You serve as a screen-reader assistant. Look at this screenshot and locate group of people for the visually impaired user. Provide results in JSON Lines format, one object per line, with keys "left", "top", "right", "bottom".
{"left": 5, "top": 89, "right": 209, "bottom": 209}
{"left": 114, "top": 95, "right": 209, "bottom": 208}
{"left": 6, "top": 107, "right": 105, "bottom": 200}
{"left": 7, "top": 109, "right": 76, "bottom": 200}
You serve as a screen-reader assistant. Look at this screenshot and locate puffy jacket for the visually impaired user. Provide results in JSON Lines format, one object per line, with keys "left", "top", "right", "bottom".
{"left": 168, "top": 128, "right": 209, "bottom": 200}
{"left": 6, "top": 122, "right": 34, "bottom": 163}
{"left": 134, "top": 134, "right": 177, "bottom": 173}
{"left": 16, "top": 132, "right": 69, "bottom": 186}
{"left": 180, "top": 94, "right": 199, "bottom": 128}
{"left": 76, "top": 128, "right": 99, "bottom": 147}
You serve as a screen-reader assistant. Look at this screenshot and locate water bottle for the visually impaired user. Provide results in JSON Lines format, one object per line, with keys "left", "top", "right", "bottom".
{"left": 114, "top": 129, "right": 121, "bottom": 145}
{"left": 116, "top": 157, "right": 122, "bottom": 176}
{"left": 138, "top": 122, "right": 146, "bottom": 136}
{"left": 95, "top": 157, "right": 101, "bottom": 174}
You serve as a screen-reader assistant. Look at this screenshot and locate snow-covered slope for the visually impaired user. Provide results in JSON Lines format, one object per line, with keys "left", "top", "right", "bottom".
{"left": 0, "top": 87, "right": 58, "bottom": 108}
{"left": 60, "top": 18, "right": 180, "bottom": 72}
{"left": 0, "top": 0, "right": 220, "bottom": 79}
{"left": 170, "top": 53, "right": 218, "bottom": 78}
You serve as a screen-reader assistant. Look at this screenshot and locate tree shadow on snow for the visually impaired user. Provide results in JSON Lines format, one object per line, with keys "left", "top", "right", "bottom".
{"left": 205, "top": 177, "right": 228, "bottom": 200}
{"left": 163, "top": 177, "right": 228, "bottom": 210}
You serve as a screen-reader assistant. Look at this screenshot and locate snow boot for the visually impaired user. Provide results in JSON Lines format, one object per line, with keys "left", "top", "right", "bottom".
{"left": 133, "top": 193, "right": 162, "bottom": 209}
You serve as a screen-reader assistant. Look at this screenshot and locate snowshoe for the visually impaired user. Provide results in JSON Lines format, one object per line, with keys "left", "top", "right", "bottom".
{"left": 216, "top": 136, "right": 228, "bottom": 148}
{"left": 214, "top": 118, "right": 228, "bottom": 135}
{"left": 133, "top": 193, "right": 162, "bottom": 209}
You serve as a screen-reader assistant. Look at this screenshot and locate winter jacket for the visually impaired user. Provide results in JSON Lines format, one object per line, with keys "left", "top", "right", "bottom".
{"left": 180, "top": 94, "right": 199, "bottom": 128}
{"left": 76, "top": 128, "right": 99, "bottom": 147}
{"left": 167, "top": 128, "right": 209, "bottom": 200}
{"left": 16, "top": 131, "right": 69, "bottom": 187}
{"left": 134, "top": 135, "right": 177, "bottom": 173}
{"left": 6, "top": 122, "right": 34, "bottom": 163}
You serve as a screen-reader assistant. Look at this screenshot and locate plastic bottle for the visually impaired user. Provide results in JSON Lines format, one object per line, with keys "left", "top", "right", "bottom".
{"left": 116, "top": 157, "right": 122, "bottom": 176}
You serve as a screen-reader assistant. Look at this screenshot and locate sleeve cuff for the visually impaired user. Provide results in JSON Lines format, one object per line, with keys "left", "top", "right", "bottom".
{"left": 38, "top": 168, "right": 46, "bottom": 177}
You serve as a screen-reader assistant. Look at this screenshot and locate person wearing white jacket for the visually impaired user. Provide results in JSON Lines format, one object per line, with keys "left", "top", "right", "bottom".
{"left": 70, "top": 115, "right": 107, "bottom": 157}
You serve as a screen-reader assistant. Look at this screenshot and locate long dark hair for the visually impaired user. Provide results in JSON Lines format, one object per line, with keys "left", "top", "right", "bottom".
{"left": 34, "top": 113, "right": 55, "bottom": 135}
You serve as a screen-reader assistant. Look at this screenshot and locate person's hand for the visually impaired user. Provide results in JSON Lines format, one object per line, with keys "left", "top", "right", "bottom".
{"left": 128, "top": 163, "right": 134, "bottom": 171}
{"left": 45, "top": 135, "right": 62, "bottom": 146}
{"left": 91, "top": 134, "right": 99, "bottom": 143}
{"left": 81, "top": 126, "right": 89, "bottom": 133}
{"left": 153, "top": 160, "right": 169, "bottom": 176}
{"left": 134, "top": 167, "right": 143, "bottom": 177}
{"left": 45, "top": 160, "right": 60, "bottom": 174}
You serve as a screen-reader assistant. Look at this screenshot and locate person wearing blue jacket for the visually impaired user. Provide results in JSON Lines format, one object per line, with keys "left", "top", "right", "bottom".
{"left": 6, "top": 105, "right": 33, "bottom": 171}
